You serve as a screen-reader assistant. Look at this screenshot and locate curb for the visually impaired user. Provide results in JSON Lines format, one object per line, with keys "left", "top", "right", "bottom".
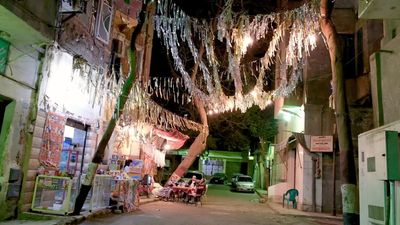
{"left": 255, "top": 189, "right": 268, "bottom": 203}
{"left": 56, "top": 208, "right": 111, "bottom": 225}
{"left": 254, "top": 189, "right": 342, "bottom": 222}
{"left": 279, "top": 213, "right": 343, "bottom": 221}
{"left": 55, "top": 198, "right": 160, "bottom": 225}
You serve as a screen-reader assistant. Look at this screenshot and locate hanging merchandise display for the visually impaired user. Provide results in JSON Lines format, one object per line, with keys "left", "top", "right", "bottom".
{"left": 39, "top": 112, "right": 67, "bottom": 170}
{"left": 154, "top": 0, "right": 320, "bottom": 114}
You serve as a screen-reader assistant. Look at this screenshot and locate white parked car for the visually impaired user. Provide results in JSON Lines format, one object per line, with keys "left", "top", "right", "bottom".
{"left": 230, "top": 173, "right": 243, "bottom": 185}
{"left": 234, "top": 175, "right": 255, "bottom": 193}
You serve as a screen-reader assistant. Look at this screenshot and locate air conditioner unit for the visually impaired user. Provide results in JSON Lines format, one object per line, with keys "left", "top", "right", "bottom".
{"left": 60, "top": 0, "right": 84, "bottom": 13}
{"left": 95, "top": 0, "right": 113, "bottom": 44}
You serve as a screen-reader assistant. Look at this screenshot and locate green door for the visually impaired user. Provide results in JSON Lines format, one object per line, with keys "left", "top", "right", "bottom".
{"left": 0, "top": 100, "right": 16, "bottom": 176}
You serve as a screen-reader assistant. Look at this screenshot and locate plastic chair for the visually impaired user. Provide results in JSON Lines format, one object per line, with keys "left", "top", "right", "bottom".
{"left": 194, "top": 184, "right": 207, "bottom": 206}
{"left": 282, "top": 189, "right": 299, "bottom": 208}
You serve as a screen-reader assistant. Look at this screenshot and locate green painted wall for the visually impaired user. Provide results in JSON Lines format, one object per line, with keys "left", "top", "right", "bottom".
{"left": 0, "top": 99, "right": 16, "bottom": 220}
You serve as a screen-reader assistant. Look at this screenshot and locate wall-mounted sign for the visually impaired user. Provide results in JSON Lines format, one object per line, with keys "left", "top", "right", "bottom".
{"left": 0, "top": 38, "right": 10, "bottom": 75}
{"left": 310, "top": 136, "right": 333, "bottom": 152}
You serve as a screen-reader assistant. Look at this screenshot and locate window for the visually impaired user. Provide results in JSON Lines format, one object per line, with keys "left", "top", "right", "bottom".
{"left": 95, "top": 0, "right": 113, "bottom": 44}
{"left": 109, "top": 39, "right": 123, "bottom": 82}
{"left": 202, "top": 159, "right": 224, "bottom": 176}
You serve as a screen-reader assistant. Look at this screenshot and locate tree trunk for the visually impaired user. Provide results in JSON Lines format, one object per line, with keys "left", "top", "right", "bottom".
{"left": 259, "top": 138, "right": 267, "bottom": 189}
{"left": 168, "top": 45, "right": 209, "bottom": 183}
{"left": 141, "top": 2, "right": 155, "bottom": 87}
{"left": 71, "top": 5, "right": 147, "bottom": 214}
{"left": 168, "top": 97, "right": 208, "bottom": 183}
{"left": 319, "top": 1, "right": 359, "bottom": 224}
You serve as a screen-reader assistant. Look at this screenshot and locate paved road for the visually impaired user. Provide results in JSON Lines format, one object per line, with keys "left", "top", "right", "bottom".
{"left": 81, "top": 184, "right": 339, "bottom": 225}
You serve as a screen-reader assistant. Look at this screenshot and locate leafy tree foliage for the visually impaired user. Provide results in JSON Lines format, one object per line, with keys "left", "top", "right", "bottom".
{"left": 207, "top": 106, "right": 277, "bottom": 152}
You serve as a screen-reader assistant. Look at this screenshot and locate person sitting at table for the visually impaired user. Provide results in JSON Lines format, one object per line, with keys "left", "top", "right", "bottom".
{"left": 188, "top": 175, "right": 198, "bottom": 187}
{"left": 187, "top": 176, "right": 198, "bottom": 203}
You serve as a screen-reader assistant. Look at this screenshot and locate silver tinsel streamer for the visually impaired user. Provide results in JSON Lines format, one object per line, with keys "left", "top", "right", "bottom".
{"left": 121, "top": 82, "right": 203, "bottom": 132}
{"left": 155, "top": 0, "right": 320, "bottom": 114}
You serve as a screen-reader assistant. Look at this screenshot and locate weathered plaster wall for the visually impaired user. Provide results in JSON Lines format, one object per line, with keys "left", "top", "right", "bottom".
{"left": 38, "top": 50, "right": 103, "bottom": 120}
{"left": 304, "top": 35, "right": 338, "bottom": 213}
{"left": 371, "top": 33, "right": 400, "bottom": 125}
{"left": 0, "top": 0, "right": 56, "bottom": 40}
{"left": 269, "top": 109, "right": 305, "bottom": 204}
{"left": 1, "top": 45, "right": 39, "bottom": 162}
{"left": 19, "top": 47, "right": 104, "bottom": 212}
{"left": 1, "top": 1, "right": 53, "bottom": 219}
{"left": 0, "top": 44, "right": 40, "bottom": 220}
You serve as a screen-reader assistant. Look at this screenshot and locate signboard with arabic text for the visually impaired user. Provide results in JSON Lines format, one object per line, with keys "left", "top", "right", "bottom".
{"left": 310, "top": 136, "right": 333, "bottom": 152}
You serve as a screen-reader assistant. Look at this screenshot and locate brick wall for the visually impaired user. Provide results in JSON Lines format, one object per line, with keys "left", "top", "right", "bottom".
{"left": 21, "top": 109, "right": 46, "bottom": 212}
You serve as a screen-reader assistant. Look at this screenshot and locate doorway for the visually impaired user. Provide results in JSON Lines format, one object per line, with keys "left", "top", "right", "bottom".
{"left": 0, "top": 96, "right": 15, "bottom": 176}
{"left": 59, "top": 119, "right": 89, "bottom": 177}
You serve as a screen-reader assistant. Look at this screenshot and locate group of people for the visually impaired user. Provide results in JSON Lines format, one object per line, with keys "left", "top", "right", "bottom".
{"left": 157, "top": 175, "right": 207, "bottom": 204}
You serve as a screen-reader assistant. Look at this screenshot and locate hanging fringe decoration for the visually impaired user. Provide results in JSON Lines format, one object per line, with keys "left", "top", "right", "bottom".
{"left": 154, "top": 0, "right": 320, "bottom": 114}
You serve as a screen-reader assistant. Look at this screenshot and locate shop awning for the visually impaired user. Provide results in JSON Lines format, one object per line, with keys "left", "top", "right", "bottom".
{"left": 152, "top": 128, "right": 189, "bottom": 150}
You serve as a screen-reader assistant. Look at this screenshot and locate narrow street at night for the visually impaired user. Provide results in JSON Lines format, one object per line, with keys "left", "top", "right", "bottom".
{"left": 81, "top": 184, "right": 341, "bottom": 225}
{"left": 1, "top": 0, "right": 399, "bottom": 224}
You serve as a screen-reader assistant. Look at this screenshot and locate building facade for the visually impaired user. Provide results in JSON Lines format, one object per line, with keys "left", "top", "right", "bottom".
{"left": 0, "top": 0, "right": 56, "bottom": 219}
{"left": 268, "top": 0, "right": 379, "bottom": 214}
{"left": 0, "top": 0, "right": 142, "bottom": 219}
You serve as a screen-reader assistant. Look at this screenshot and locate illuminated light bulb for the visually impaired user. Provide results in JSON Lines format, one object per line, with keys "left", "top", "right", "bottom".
{"left": 250, "top": 89, "right": 257, "bottom": 98}
{"left": 243, "top": 34, "right": 253, "bottom": 47}
{"left": 266, "top": 99, "right": 273, "bottom": 105}
{"left": 227, "top": 98, "right": 235, "bottom": 109}
{"left": 308, "top": 34, "right": 317, "bottom": 46}
{"left": 208, "top": 110, "right": 213, "bottom": 115}
{"left": 241, "top": 34, "right": 253, "bottom": 54}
